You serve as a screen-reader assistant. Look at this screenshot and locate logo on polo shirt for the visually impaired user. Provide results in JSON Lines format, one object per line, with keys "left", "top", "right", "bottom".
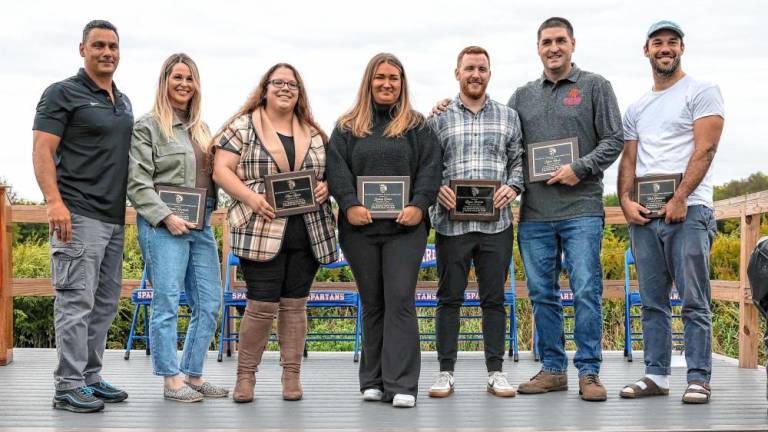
{"left": 89, "top": 102, "right": 99, "bottom": 106}
{"left": 563, "top": 88, "right": 582, "bottom": 106}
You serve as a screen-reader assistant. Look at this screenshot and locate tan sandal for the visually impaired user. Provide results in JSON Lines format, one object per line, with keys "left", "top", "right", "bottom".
{"left": 619, "top": 377, "right": 669, "bottom": 399}
{"left": 682, "top": 381, "right": 711, "bottom": 404}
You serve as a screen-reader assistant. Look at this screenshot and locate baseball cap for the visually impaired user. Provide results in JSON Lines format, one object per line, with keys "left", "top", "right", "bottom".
{"left": 647, "top": 20, "right": 684, "bottom": 39}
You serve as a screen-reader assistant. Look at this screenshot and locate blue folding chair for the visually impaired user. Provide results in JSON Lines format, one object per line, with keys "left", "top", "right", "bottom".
{"left": 305, "top": 290, "right": 362, "bottom": 361}
{"left": 217, "top": 250, "right": 362, "bottom": 362}
{"left": 506, "top": 279, "right": 520, "bottom": 361}
{"left": 124, "top": 266, "right": 151, "bottom": 360}
{"left": 217, "top": 252, "right": 245, "bottom": 362}
{"left": 624, "top": 249, "right": 684, "bottom": 362}
{"left": 315, "top": 249, "right": 362, "bottom": 361}
{"left": 124, "top": 264, "right": 190, "bottom": 360}
{"left": 414, "top": 244, "right": 520, "bottom": 361}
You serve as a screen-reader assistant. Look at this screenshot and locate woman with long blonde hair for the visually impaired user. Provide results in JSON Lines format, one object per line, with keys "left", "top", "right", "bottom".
{"left": 327, "top": 52, "right": 441, "bottom": 408}
{"left": 212, "top": 63, "right": 337, "bottom": 403}
{"left": 128, "top": 53, "right": 228, "bottom": 402}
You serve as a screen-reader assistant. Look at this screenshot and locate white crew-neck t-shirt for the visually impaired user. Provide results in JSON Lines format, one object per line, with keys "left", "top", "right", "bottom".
{"left": 623, "top": 75, "right": 724, "bottom": 208}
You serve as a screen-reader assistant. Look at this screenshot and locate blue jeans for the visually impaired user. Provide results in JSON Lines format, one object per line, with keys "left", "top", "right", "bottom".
{"left": 629, "top": 205, "right": 716, "bottom": 383}
{"left": 519, "top": 216, "right": 604, "bottom": 376}
{"left": 137, "top": 202, "right": 221, "bottom": 377}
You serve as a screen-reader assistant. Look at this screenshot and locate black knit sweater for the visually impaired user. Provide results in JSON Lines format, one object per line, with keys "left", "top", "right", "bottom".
{"left": 327, "top": 103, "right": 441, "bottom": 236}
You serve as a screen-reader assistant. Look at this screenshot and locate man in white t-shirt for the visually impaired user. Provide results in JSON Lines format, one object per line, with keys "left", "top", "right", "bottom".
{"left": 617, "top": 20, "right": 724, "bottom": 405}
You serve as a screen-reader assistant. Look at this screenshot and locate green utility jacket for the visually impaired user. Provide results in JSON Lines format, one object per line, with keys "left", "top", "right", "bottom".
{"left": 127, "top": 113, "right": 213, "bottom": 226}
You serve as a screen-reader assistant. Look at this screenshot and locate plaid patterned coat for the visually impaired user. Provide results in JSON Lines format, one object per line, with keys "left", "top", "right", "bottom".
{"left": 216, "top": 111, "right": 338, "bottom": 264}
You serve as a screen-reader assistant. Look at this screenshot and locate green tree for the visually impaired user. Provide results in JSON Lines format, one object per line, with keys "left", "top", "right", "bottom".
{"left": 714, "top": 171, "right": 768, "bottom": 200}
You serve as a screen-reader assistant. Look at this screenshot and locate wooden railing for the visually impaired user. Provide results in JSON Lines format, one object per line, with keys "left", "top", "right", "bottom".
{"left": 0, "top": 185, "right": 765, "bottom": 367}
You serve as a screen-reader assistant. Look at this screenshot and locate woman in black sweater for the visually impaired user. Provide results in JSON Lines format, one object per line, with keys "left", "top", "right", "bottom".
{"left": 327, "top": 52, "right": 440, "bottom": 408}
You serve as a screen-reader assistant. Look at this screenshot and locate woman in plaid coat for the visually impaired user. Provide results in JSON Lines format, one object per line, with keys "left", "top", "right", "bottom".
{"left": 212, "top": 63, "right": 338, "bottom": 403}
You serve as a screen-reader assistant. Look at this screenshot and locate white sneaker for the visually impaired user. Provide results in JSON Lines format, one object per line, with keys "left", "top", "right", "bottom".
{"left": 428, "top": 371, "right": 455, "bottom": 398}
{"left": 362, "top": 388, "right": 384, "bottom": 401}
{"left": 487, "top": 371, "right": 516, "bottom": 397}
{"left": 392, "top": 393, "right": 416, "bottom": 408}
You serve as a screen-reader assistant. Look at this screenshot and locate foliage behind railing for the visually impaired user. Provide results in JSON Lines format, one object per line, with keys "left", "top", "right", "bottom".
{"left": 1, "top": 186, "right": 766, "bottom": 367}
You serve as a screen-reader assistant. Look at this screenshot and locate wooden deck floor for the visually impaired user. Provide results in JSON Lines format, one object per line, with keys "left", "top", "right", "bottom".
{"left": 0, "top": 349, "right": 766, "bottom": 431}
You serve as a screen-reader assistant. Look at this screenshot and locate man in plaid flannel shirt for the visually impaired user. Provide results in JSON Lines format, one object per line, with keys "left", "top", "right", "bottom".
{"left": 427, "top": 46, "right": 524, "bottom": 399}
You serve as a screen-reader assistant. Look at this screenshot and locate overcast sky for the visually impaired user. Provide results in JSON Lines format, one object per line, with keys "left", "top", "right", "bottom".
{"left": 1, "top": 0, "right": 765, "bottom": 202}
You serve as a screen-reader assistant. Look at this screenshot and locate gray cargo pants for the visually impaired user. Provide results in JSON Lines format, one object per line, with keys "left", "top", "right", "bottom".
{"left": 51, "top": 213, "right": 124, "bottom": 390}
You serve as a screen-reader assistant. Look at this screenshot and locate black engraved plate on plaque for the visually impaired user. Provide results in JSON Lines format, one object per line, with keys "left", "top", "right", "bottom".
{"left": 264, "top": 170, "right": 319, "bottom": 217}
{"left": 156, "top": 185, "right": 207, "bottom": 230}
{"left": 634, "top": 173, "right": 683, "bottom": 218}
{"left": 449, "top": 179, "right": 501, "bottom": 221}
{"left": 527, "top": 137, "right": 580, "bottom": 182}
{"left": 356, "top": 176, "right": 410, "bottom": 219}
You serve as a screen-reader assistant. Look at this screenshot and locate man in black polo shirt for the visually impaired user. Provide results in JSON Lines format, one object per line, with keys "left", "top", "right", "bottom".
{"left": 32, "top": 20, "right": 133, "bottom": 413}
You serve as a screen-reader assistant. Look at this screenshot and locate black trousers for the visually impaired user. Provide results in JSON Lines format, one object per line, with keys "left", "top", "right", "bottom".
{"left": 240, "top": 216, "right": 319, "bottom": 302}
{"left": 435, "top": 226, "right": 513, "bottom": 372}
{"left": 340, "top": 223, "right": 427, "bottom": 398}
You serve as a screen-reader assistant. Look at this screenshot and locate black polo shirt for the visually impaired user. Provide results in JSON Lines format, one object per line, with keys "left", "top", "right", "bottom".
{"left": 33, "top": 68, "right": 133, "bottom": 225}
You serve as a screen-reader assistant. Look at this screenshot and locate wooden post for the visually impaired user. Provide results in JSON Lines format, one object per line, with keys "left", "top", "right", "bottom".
{"left": 738, "top": 212, "right": 761, "bottom": 368}
{"left": 0, "top": 186, "right": 13, "bottom": 365}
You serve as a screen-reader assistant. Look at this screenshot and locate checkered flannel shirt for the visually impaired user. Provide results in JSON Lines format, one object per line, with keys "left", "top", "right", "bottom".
{"left": 428, "top": 95, "right": 524, "bottom": 236}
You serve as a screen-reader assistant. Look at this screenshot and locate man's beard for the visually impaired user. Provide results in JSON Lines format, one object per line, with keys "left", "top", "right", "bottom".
{"left": 461, "top": 80, "right": 487, "bottom": 100}
{"left": 651, "top": 55, "right": 681, "bottom": 78}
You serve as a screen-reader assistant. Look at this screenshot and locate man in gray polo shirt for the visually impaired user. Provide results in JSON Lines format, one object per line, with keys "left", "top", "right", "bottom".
{"left": 32, "top": 20, "right": 132, "bottom": 413}
{"left": 507, "top": 17, "right": 623, "bottom": 402}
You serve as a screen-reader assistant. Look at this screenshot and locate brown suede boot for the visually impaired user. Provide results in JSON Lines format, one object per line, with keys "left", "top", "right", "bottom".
{"left": 579, "top": 373, "right": 607, "bottom": 402}
{"left": 233, "top": 300, "right": 278, "bottom": 403}
{"left": 517, "top": 370, "right": 568, "bottom": 394}
{"left": 277, "top": 297, "right": 308, "bottom": 401}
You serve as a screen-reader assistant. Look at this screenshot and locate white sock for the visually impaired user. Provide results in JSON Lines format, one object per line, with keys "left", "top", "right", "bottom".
{"left": 645, "top": 374, "right": 669, "bottom": 389}
{"left": 622, "top": 374, "right": 669, "bottom": 394}
{"left": 685, "top": 383, "right": 707, "bottom": 400}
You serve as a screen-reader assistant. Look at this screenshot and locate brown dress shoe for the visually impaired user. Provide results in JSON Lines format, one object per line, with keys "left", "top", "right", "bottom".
{"left": 579, "top": 374, "right": 607, "bottom": 401}
{"left": 517, "top": 370, "right": 568, "bottom": 394}
{"left": 278, "top": 297, "right": 308, "bottom": 401}
{"left": 233, "top": 300, "right": 278, "bottom": 403}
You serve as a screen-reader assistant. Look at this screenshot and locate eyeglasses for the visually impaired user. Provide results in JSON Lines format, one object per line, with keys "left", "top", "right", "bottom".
{"left": 268, "top": 79, "right": 300, "bottom": 90}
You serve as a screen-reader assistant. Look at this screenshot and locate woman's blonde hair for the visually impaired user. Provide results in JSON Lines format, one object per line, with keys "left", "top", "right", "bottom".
{"left": 152, "top": 53, "right": 210, "bottom": 152}
{"left": 337, "top": 53, "right": 423, "bottom": 138}
{"left": 214, "top": 63, "right": 327, "bottom": 144}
